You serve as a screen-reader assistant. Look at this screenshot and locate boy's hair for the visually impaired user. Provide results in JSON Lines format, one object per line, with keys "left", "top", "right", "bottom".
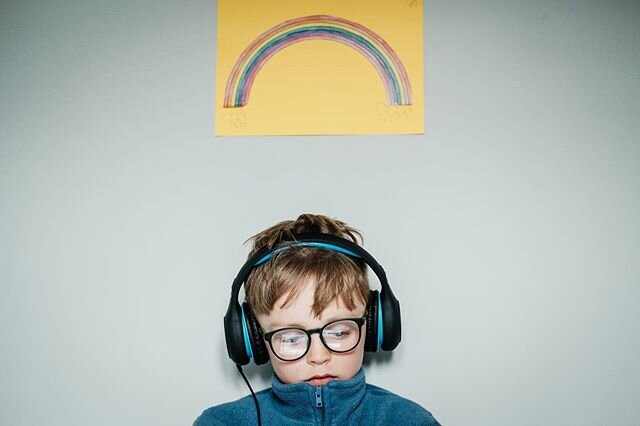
{"left": 245, "top": 214, "right": 369, "bottom": 318}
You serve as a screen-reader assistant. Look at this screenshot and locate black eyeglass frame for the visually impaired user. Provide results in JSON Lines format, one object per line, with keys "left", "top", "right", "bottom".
{"left": 261, "top": 313, "right": 367, "bottom": 362}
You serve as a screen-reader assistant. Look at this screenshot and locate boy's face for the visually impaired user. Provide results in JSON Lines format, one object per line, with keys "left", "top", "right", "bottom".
{"left": 256, "top": 279, "right": 367, "bottom": 386}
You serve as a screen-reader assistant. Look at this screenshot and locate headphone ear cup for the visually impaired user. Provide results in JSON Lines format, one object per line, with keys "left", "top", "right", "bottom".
{"left": 242, "top": 303, "right": 270, "bottom": 365}
{"left": 379, "top": 289, "right": 401, "bottom": 351}
{"left": 224, "top": 302, "right": 250, "bottom": 365}
{"left": 364, "top": 290, "right": 379, "bottom": 352}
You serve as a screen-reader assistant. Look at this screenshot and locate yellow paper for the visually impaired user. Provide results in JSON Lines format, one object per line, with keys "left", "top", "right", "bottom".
{"left": 215, "top": 0, "right": 424, "bottom": 136}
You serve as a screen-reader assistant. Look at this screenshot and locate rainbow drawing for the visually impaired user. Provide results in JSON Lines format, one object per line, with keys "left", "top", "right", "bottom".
{"left": 224, "top": 15, "right": 413, "bottom": 108}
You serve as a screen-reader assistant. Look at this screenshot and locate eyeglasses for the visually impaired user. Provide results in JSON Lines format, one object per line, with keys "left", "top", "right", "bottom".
{"left": 262, "top": 313, "right": 366, "bottom": 362}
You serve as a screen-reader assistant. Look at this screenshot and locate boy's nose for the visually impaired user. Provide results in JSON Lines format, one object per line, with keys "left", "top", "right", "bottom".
{"left": 306, "top": 334, "right": 331, "bottom": 365}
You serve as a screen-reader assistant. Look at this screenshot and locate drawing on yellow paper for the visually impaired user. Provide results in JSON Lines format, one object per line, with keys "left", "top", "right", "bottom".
{"left": 216, "top": 0, "right": 423, "bottom": 136}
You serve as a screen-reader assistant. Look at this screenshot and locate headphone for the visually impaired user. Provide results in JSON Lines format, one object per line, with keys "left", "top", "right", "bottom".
{"left": 224, "top": 233, "right": 401, "bottom": 365}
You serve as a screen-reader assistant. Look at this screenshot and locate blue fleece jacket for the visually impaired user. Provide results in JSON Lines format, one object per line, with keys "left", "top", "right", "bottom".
{"left": 194, "top": 369, "right": 439, "bottom": 426}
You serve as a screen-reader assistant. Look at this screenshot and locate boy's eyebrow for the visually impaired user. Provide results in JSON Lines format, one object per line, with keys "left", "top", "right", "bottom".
{"left": 268, "top": 312, "right": 365, "bottom": 330}
{"left": 268, "top": 321, "right": 308, "bottom": 329}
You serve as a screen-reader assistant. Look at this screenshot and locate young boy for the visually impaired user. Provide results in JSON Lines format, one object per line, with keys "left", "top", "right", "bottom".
{"left": 194, "top": 214, "right": 440, "bottom": 425}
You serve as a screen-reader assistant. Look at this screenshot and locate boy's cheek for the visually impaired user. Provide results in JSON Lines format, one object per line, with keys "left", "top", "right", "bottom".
{"left": 269, "top": 354, "right": 308, "bottom": 384}
{"left": 264, "top": 344, "right": 312, "bottom": 384}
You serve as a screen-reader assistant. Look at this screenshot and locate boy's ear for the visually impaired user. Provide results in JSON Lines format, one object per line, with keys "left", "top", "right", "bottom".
{"left": 242, "top": 303, "right": 270, "bottom": 365}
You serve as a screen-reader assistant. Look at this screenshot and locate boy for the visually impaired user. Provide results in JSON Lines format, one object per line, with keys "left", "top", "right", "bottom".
{"left": 194, "top": 214, "right": 440, "bottom": 425}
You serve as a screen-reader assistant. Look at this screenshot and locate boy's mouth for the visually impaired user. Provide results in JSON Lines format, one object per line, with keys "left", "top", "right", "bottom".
{"left": 306, "top": 374, "right": 337, "bottom": 386}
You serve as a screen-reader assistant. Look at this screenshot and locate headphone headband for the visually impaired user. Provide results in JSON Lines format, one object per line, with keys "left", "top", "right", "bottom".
{"left": 230, "top": 233, "right": 391, "bottom": 299}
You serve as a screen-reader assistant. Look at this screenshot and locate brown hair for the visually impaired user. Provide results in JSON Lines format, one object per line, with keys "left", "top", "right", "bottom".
{"left": 245, "top": 214, "right": 369, "bottom": 317}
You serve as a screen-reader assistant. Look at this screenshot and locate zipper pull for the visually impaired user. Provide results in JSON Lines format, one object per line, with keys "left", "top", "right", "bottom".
{"left": 315, "top": 387, "right": 323, "bottom": 408}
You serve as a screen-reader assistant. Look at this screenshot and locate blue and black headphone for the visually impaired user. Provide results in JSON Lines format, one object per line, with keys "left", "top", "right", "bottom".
{"left": 224, "top": 233, "right": 402, "bottom": 366}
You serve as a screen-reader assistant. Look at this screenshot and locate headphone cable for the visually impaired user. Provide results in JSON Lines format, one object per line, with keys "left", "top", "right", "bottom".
{"left": 236, "top": 364, "right": 262, "bottom": 426}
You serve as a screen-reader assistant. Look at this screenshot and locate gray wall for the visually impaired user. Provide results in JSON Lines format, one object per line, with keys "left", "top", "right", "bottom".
{"left": 2, "top": 1, "right": 639, "bottom": 425}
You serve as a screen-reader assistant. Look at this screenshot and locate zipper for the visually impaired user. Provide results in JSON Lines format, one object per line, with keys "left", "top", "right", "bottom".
{"left": 315, "top": 386, "right": 323, "bottom": 408}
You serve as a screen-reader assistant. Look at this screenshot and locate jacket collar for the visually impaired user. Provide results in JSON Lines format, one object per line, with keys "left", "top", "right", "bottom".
{"left": 270, "top": 368, "right": 367, "bottom": 423}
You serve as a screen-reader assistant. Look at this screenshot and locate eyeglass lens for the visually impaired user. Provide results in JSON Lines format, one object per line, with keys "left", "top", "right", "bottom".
{"left": 270, "top": 319, "right": 361, "bottom": 361}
